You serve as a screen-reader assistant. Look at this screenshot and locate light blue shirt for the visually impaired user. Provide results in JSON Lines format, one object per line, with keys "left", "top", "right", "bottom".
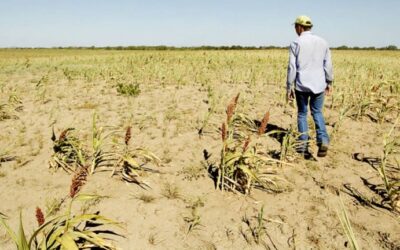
{"left": 287, "top": 31, "right": 333, "bottom": 94}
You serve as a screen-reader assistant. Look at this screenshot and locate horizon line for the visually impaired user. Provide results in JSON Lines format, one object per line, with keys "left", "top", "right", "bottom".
{"left": 0, "top": 44, "right": 398, "bottom": 50}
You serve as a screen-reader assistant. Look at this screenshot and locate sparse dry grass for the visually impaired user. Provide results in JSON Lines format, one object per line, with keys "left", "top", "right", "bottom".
{"left": 162, "top": 182, "right": 181, "bottom": 200}
{"left": 179, "top": 165, "right": 205, "bottom": 181}
{"left": 134, "top": 193, "right": 156, "bottom": 203}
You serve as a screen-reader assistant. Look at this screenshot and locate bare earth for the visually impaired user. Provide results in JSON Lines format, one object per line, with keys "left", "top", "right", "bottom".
{"left": 0, "top": 49, "right": 399, "bottom": 249}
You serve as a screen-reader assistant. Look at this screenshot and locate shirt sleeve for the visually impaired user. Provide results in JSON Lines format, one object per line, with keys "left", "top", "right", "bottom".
{"left": 324, "top": 47, "right": 334, "bottom": 84}
{"left": 286, "top": 42, "right": 297, "bottom": 91}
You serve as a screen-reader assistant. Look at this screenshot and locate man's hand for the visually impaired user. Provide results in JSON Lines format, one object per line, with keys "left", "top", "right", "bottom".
{"left": 286, "top": 89, "right": 295, "bottom": 103}
{"left": 325, "top": 85, "right": 332, "bottom": 96}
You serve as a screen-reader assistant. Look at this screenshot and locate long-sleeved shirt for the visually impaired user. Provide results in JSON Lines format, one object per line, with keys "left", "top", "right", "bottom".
{"left": 287, "top": 31, "right": 333, "bottom": 94}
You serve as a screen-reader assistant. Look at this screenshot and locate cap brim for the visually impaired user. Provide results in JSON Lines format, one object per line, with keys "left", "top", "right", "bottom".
{"left": 293, "top": 23, "right": 312, "bottom": 27}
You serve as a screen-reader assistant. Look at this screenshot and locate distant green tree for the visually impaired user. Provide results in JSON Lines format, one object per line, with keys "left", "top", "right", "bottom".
{"left": 336, "top": 45, "right": 349, "bottom": 50}
{"left": 385, "top": 45, "right": 398, "bottom": 50}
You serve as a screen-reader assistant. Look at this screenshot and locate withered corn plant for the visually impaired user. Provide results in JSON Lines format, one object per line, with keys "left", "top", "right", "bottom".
{"left": 222, "top": 98, "right": 271, "bottom": 139}
{"left": 278, "top": 125, "right": 303, "bottom": 164}
{"left": 231, "top": 107, "right": 298, "bottom": 165}
{"left": 110, "top": 125, "right": 161, "bottom": 188}
{"left": 198, "top": 86, "right": 218, "bottom": 137}
{"left": 213, "top": 93, "right": 286, "bottom": 194}
{"left": 330, "top": 98, "right": 352, "bottom": 142}
{"left": 0, "top": 168, "right": 122, "bottom": 250}
{"left": 337, "top": 197, "right": 360, "bottom": 250}
{"left": 241, "top": 205, "right": 268, "bottom": 246}
{"left": 233, "top": 107, "right": 301, "bottom": 165}
{"left": 49, "top": 128, "right": 84, "bottom": 173}
{"left": 222, "top": 94, "right": 269, "bottom": 137}
{"left": 372, "top": 95, "right": 398, "bottom": 124}
{"left": 183, "top": 207, "right": 202, "bottom": 235}
{"left": 49, "top": 114, "right": 119, "bottom": 174}
{"left": 89, "top": 114, "right": 119, "bottom": 175}
{"left": 49, "top": 114, "right": 160, "bottom": 188}
{"left": 229, "top": 111, "right": 267, "bottom": 136}
{"left": 333, "top": 78, "right": 400, "bottom": 124}
{"left": 379, "top": 118, "right": 400, "bottom": 213}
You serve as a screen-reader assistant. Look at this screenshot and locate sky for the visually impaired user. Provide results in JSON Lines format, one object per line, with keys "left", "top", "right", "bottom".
{"left": 0, "top": 0, "right": 399, "bottom": 48}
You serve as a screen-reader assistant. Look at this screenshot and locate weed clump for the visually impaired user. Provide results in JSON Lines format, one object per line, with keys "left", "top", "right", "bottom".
{"left": 162, "top": 182, "right": 181, "bottom": 199}
{"left": 116, "top": 83, "right": 141, "bottom": 97}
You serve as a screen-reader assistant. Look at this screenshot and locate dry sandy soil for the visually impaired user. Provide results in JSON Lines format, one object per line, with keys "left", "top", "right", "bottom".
{"left": 0, "top": 49, "right": 399, "bottom": 249}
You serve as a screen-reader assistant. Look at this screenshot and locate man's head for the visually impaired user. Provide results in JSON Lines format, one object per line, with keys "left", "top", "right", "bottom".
{"left": 294, "top": 15, "right": 313, "bottom": 36}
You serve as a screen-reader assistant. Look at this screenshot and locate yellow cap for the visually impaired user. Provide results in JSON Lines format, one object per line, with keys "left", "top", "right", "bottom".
{"left": 294, "top": 15, "right": 313, "bottom": 27}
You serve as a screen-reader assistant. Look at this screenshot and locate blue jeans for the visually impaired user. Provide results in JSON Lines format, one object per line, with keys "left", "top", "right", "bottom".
{"left": 295, "top": 90, "right": 329, "bottom": 152}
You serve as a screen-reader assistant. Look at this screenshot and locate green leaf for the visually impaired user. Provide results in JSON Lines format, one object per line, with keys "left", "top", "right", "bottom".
{"left": 28, "top": 215, "right": 65, "bottom": 248}
{"left": 0, "top": 214, "right": 18, "bottom": 245}
{"left": 224, "top": 152, "right": 242, "bottom": 165}
{"left": 124, "top": 155, "right": 140, "bottom": 168}
{"left": 45, "top": 226, "right": 66, "bottom": 248}
{"left": 58, "top": 233, "right": 79, "bottom": 250}
{"left": 134, "top": 148, "right": 161, "bottom": 163}
{"left": 17, "top": 211, "right": 29, "bottom": 250}
{"left": 70, "top": 231, "right": 114, "bottom": 249}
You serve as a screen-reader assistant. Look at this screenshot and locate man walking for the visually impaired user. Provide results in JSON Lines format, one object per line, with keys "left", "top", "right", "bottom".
{"left": 286, "top": 15, "right": 333, "bottom": 157}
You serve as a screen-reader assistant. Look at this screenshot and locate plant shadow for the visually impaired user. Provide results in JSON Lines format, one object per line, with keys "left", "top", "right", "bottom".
{"left": 255, "top": 120, "right": 288, "bottom": 144}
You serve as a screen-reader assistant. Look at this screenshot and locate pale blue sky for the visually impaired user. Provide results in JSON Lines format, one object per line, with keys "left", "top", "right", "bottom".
{"left": 0, "top": 0, "right": 399, "bottom": 48}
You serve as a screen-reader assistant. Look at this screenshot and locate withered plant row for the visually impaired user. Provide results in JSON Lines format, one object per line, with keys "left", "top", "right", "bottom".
{"left": 49, "top": 114, "right": 160, "bottom": 189}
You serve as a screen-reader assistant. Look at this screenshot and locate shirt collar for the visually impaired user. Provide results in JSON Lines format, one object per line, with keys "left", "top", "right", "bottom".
{"left": 301, "top": 31, "right": 312, "bottom": 36}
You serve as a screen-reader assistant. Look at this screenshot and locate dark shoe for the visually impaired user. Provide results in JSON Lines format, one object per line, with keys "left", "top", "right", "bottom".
{"left": 317, "top": 144, "right": 329, "bottom": 157}
{"left": 296, "top": 148, "right": 313, "bottom": 160}
{"left": 303, "top": 150, "right": 313, "bottom": 160}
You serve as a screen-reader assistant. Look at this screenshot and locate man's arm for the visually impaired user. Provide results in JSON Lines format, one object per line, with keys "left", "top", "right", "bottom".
{"left": 286, "top": 42, "right": 297, "bottom": 101}
{"left": 323, "top": 46, "right": 333, "bottom": 95}
{"left": 323, "top": 46, "right": 333, "bottom": 85}
{"left": 286, "top": 42, "right": 297, "bottom": 92}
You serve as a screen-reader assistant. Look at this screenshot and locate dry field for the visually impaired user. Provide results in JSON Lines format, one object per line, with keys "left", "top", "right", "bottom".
{"left": 0, "top": 49, "right": 399, "bottom": 249}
